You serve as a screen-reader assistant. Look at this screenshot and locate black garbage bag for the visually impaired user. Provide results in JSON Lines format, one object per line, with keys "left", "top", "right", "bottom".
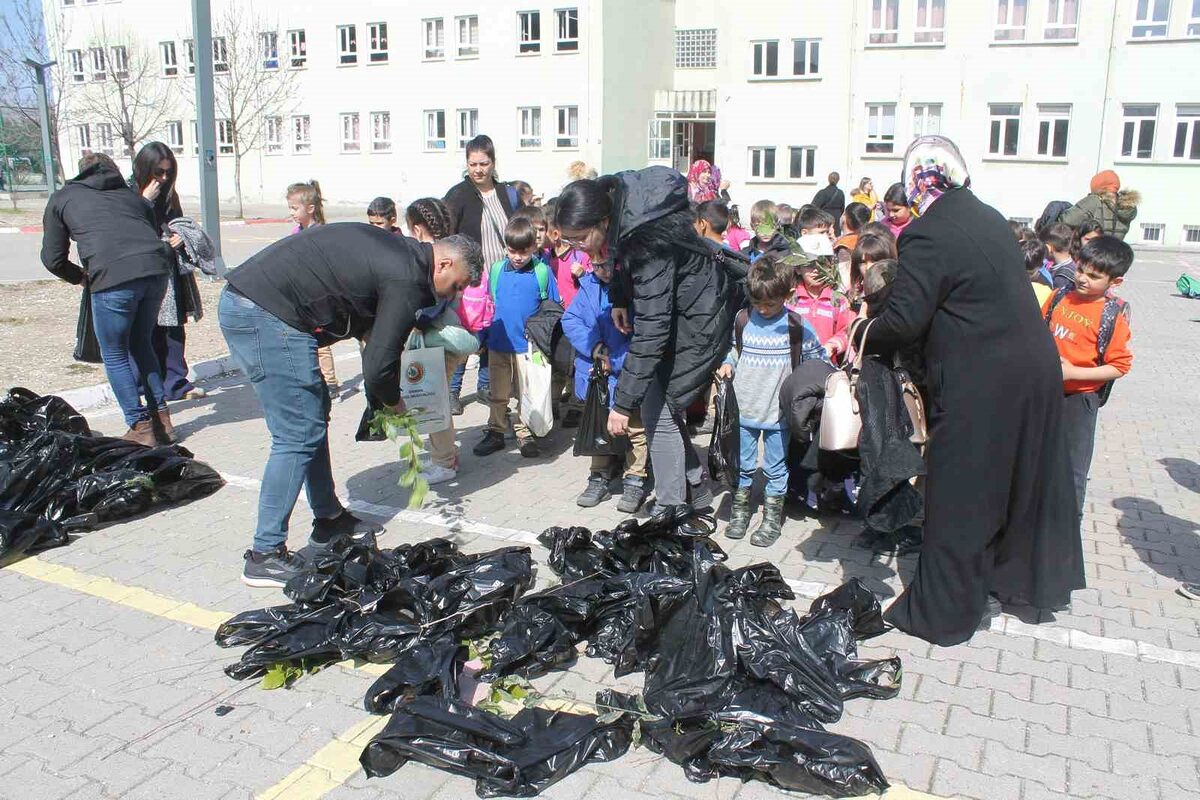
{"left": 218, "top": 604, "right": 347, "bottom": 680}
{"left": 0, "top": 510, "right": 69, "bottom": 565}
{"left": 0, "top": 387, "right": 91, "bottom": 442}
{"left": 364, "top": 635, "right": 465, "bottom": 714}
{"left": 360, "top": 695, "right": 634, "bottom": 798}
{"left": 707, "top": 378, "right": 739, "bottom": 488}
{"left": 572, "top": 366, "right": 628, "bottom": 458}
{"left": 587, "top": 572, "right": 692, "bottom": 677}
{"left": 73, "top": 288, "right": 104, "bottom": 364}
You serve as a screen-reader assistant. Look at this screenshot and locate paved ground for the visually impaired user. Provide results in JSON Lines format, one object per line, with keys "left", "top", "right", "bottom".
{"left": 0, "top": 250, "right": 1198, "bottom": 800}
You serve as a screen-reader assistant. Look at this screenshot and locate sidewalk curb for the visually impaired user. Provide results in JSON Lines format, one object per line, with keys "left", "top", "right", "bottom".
{"left": 60, "top": 353, "right": 239, "bottom": 413}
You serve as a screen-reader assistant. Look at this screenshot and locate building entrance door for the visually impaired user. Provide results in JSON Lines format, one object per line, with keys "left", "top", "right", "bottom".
{"left": 673, "top": 120, "right": 716, "bottom": 173}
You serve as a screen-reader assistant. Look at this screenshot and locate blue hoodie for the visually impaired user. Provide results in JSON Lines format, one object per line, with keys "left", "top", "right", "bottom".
{"left": 561, "top": 272, "right": 631, "bottom": 402}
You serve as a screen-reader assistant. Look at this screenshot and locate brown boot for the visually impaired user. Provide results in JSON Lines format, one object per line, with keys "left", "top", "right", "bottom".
{"left": 154, "top": 407, "right": 177, "bottom": 444}
{"left": 121, "top": 419, "right": 157, "bottom": 447}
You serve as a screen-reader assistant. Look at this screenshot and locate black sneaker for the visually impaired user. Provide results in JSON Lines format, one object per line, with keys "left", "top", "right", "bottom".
{"left": 518, "top": 437, "right": 541, "bottom": 458}
{"left": 1178, "top": 583, "right": 1200, "bottom": 601}
{"left": 615, "top": 477, "right": 646, "bottom": 514}
{"left": 449, "top": 392, "right": 464, "bottom": 416}
{"left": 576, "top": 473, "right": 611, "bottom": 507}
{"left": 473, "top": 430, "right": 506, "bottom": 457}
{"left": 242, "top": 546, "right": 306, "bottom": 588}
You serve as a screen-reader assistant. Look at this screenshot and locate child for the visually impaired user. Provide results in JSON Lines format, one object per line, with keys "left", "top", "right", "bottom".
{"left": 797, "top": 206, "right": 836, "bottom": 245}
{"left": 725, "top": 204, "right": 752, "bottom": 251}
{"left": 1022, "top": 238, "right": 1053, "bottom": 307}
{"left": 718, "top": 256, "right": 826, "bottom": 546}
{"left": 366, "top": 196, "right": 401, "bottom": 233}
{"left": 747, "top": 199, "right": 789, "bottom": 262}
{"left": 775, "top": 203, "right": 797, "bottom": 237}
{"left": 1043, "top": 235, "right": 1134, "bottom": 520}
{"left": 562, "top": 260, "right": 648, "bottom": 512}
{"left": 846, "top": 233, "right": 895, "bottom": 310}
{"left": 693, "top": 200, "right": 731, "bottom": 247}
{"left": 786, "top": 235, "right": 856, "bottom": 363}
{"left": 1039, "top": 222, "right": 1077, "bottom": 290}
{"left": 474, "top": 216, "right": 562, "bottom": 459}
{"left": 542, "top": 199, "right": 592, "bottom": 426}
{"left": 287, "top": 180, "right": 338, "bottom": 394}
{"left": 834, "top": 202, "right": 872, "bottom": 267}
{"left": 510, "top": 180, "right": 540, "bottom": 207}
{"left": 882, "top": 182, "right": 913, "bottom": 238}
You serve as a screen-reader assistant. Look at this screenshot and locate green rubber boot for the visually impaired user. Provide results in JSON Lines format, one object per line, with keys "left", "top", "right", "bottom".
{"left": 725, "top": 488, "right": 752, "bottom": 540}
{"left": 750, "top": 494, "right": 786, "bottom": 547}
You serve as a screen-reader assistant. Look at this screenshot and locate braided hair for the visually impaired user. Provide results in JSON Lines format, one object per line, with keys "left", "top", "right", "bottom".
{"left": 405, "top": 197, "right": 454, "bottom": 241}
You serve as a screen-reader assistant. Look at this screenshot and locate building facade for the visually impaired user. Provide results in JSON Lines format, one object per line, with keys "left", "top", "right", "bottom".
{"left": 47, "top": 0, "right": 1200, "bottom": 246}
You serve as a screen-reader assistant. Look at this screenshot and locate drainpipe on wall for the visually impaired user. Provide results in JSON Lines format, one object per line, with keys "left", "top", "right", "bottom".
{"left": 1095, "top": 0, "right": 1120, "bottom": 174}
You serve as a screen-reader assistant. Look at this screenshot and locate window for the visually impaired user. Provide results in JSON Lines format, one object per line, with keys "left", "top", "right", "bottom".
{"left": 63, "top": 0, "right": 76, "bottom": 6}
{"left": 556, "top": 8, "right": 579, "bottom": 51}
{"left": 912, "top": 103, "right": 942, "bottom": 137}
{"left": 184, "top": 39, "right": 195, "bottom": 75}
{"left": 457, "top": 108, "right": 478, "bottom": 149}
{"left": 989, "top": 103, "right": 1021, "bottom": 155}
{"left": 648, "top": 115, "right": 671, "bottom": 159}
{"left": 371, "top": 111, "right": 391, "bottom": 152}
{"left": 68, "top": 49, "right": 84, "bottom": 82}
{"left": 217, "top": 119, "right": 234, "bottom": 154}
{"left": 457, "top": 15, "right": 479, "bottom": 57}
{"left": 212, "top": 37, "right": 228, "bottom": 73}
{"left": 555, "top": 106, "right": 579, "bottom": 148}
{"left": 1037, "top": 104, "right": 1071, "bottom": 157}
{"left": 519, "top": 107, "right": 543, "bottom": 149}
{"left": 865, "top": 103, "right": 896, "bottom": 153}
{"left": 869, "top": 0, "right": 899, "bottom": 44}
{"left": 190, "top": 120, "right": 198, "bottom": 155}
{"left": 995, "top": 0, "right": 1028, "bottom": 40}
{"left": 1140, "top": 222, "right": 1165, "bottom": 242}
{"left": 265, "top": 116, "right": 283, "bottom": 154}
{"left": 675, "top": 28, "right": 717, "bottom": 68}
{"left": 89, "top": 47, "right": 106, "bottom": 81}
{"left": 915, "top": 0, "right": 946, "bottom": 43}
{"left": 160, "top": 42, "right": 177, "bottom": 76}
{"left": 425, "top": 109, "right": 447, "bottom": 150}
{"left": 95, "top": 122, "right": 114, "bottom": 156}
{"left": 76, "top": 124, "right": 91, "bottom": 155}
{"left": 261, "top": 32, "right": 279, "bottom": 69}
{"left": 1045, "top": 0, "right": 1079, "bottom": 39}
{"left": 292, "top": 114, "right": 311, "bottom": 154}
{"left": 1183, "top": 224, "right": 1200, "bottom": 244}
{"left": 751, "top": 41, "right": 778, "bottom": 76}
{"left": 792, "top": 38, "right": 820, "bottom": 76}
{"left": 1132, "top": 0, "right": 1171, "bottom": 37}
{"left": 518, "top": 11, "right": 542, "bottom": 54}
{"left": 338, "top": 25, "right": 357, "bottom": 64}
{"left": 1190, "top": 0, "right": 1200, "bottom": 34}
{"left": 424, "top": 18, "right": 445, "bottom": 60}
{"left": 109, "top": 46, "right": 128, "bottom": 79}
{"left": 166, "top": 120, "right": 183, "bottom": 154}
{"left": 1121, "top": 104, "right": 1157, "bottom": 159}
{"left": 368, "top": 23, "right": 388, "bottom": 63}
{"left": 789, "top": 146, "right": 816, "bottom": 180}
{"left": 1173, "top": 104, "right": 1200, "bottom": 159}
{"left": 340, "top": 112, "right": 360, "bottom": 152}
{"left": 748, "top": 146, "right": 776, "bottom": 179}
{"left": 288, "top": 29, "right": 307, "bottom": 68}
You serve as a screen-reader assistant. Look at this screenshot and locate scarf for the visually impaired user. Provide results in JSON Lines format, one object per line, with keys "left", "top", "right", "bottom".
{"left": 902, "top": 136, "right": 970, "bottom": 215}
{"left": 686, "top": 159, "right": 721, "bottom": 203}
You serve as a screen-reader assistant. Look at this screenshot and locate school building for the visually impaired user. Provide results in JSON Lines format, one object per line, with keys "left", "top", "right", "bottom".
{"left": 48, "top": 0, "right": 1200, "bottom": 246}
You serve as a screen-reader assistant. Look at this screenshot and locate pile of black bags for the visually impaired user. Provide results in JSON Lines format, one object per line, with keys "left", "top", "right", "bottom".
{"left": 217, "top": 508, "right": 902, "bottom": 798}
{"left": 0, "top": 388, "right": 224, "bottom": 565}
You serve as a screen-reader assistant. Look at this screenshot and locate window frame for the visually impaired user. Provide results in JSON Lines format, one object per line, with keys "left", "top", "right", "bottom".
{"left": 89, "top": 46, "right": 106, "bottom": 81}
{"left": 423, "top": 18, "right": 445, "bottom": 61}
{"left": 190, "top": 120, "right": 198, "bottom": 155}
{"left": 1036, "top": 103, "right": 1071, "bottom": 158}
{"left": 371, "top": 111, "right": 392, "bottom": 152}
{"left": 674, "top": 27, "right": 717, "bottom": 69}
{"left": 159, "top": 41, "right": 177, "bottom": 77}
{"left": 288, "top": 29, "right": 307, "bottom": 68}
{"left": 912, "top": 102, "right": 943, "bottom": 138}
{"left": 1182, "top": 224, "right": 1200, "bottom": 244}
{"left": 212, "top": 37, "right": 228, "bottom": 73}
{"left": 1131, "top": 0, "right": 1172, "bottom": 38}
{"left": 338, "top": 24, "right": 358, "bottom": 65}
{"left": 868, "top": 0, "right": 899, "bottom": 45}
{"left": 914, "top": 0, "right": 946, "bottom": 43}
{"left": 1172, "top": 104, "right": 1200, "bottom": 160}
{"left": 217, "top": 118, "right": 234, "bottom": 155}
{"left": 1045, "top": 0, "right": 1080, "bottom": 40}
{"left": 424, "top": 109, "right": 447, "bottom": 151}
{"left": 747, "top": 146, "right": 777, "bottom": 180}
{"left": 109, "top": 46, "right": 128, "bottom": 80}
{"left": 76, "top": 123, "right": 91, "bottom": 155}
{"left": 340, "top": 112, "right": 361, "bottom": 153}
{"left": 555, "top": 105, "right": 579, "bottom": 148}
{"left": 292, "top": 114, "right": 312, "bottom": 155}
{"left": 1121, "top": 103, "right": 1158, "bottom": 159}
{"left": 457, "top": 108, "right": 479, "bottom": 150}
{"left": 994, "top": 0, "right": 1029, "bottom": 42}
{"left": 265, "top": 116, "right": 283, "bottom": 155}
{"left": 95, "top": 121, "right": 114, "bottom": 155}
{"left": 518, "top": 106, "right": 543, "bottom": 150}
{"left": 789, "top": 146, "right": 817, "bottom": 180}
{"left": 68, "top": 49, "right": 85, "bottom": 82}
{"left": 988, "top": 103, "right": 1023, "bottom": 157}
{"left": 183, "top": 39, "right": 195, "bottom": 75}
{"left": 750, "top": 39, "right": 779, "bottom": 77}
{"left": 261, "top": 32, "right": 279, "bottom": 70}
{"left": 1139, "top": 222, "right": 1166, "bottom": 243}
{"left": 648, "top": 114, "right": 671, "bottom": 160}
{"left": 456, "top": 15, "right": 480, "bottom": 58}
{"left": 1189, "top": 0, "right": 1200, "bottom": 35}
{"left": 865, "top": 103, "right": 897, "bottom": 154}
{"left": 518, "top": 10, "right": 542, "bottom": 54}
{"left": 555, "top": 8, "right": 580, "bottom": 52}
{"left": 791, "top": 38, "right": 820, "bottom": 77}
{"left": 368, "top": 22, "right": 388, "bottom": 63}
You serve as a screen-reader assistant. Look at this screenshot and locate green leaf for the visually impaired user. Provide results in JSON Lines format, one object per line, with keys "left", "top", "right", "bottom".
{"left": 596, "top": 709, "right": 625, "bottom": 725}
{"left": 631, "top": 719, "right": 643, "bottom": 749}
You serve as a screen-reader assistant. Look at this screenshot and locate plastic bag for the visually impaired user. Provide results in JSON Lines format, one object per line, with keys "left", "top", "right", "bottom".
{"left": 572, "top": 365, "right": 628, "bottom": 457}
{"left": 73, "top": 289, "right": 103, "bottom": 364}
{"left": 0, "top": 510, "right": 69, "bottom": 566}
{"left": 707, "top": 378, "right": 739, "bottom": 488}
{"left": 515, "top": 346, "right": 554, "bottom": 438}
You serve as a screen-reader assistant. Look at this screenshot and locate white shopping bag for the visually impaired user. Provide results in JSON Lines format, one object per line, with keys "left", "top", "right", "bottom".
{"left": 400, "top": 339, "right": 451, "bottom": 435}
{"left": 515, "top": 345, "right": 554, "bottom": 437}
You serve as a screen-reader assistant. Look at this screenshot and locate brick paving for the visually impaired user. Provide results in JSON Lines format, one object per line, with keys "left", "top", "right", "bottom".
{"left": 1, "top": 251, "right": 1198, "bottom": 799}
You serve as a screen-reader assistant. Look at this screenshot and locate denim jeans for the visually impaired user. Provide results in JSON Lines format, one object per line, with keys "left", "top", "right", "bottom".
{"left": 218, "top": 288, "right": 343, "bottom": 552}
{"left": 449, "top": 341, "right": 489, "bottom": 395}
{"left": 90, "top": 275, "right": 168, "bottom": 427}
{"left": 738, "top": 425, "right": 789, "bottom": 497}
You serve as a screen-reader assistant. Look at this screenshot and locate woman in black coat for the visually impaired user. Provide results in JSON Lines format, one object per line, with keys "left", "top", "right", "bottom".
{"left": 557, "top": 167, "right": 733, "bottom": 515}
{"left": 855, "top": 136, "right": 1083, "bottom": 646}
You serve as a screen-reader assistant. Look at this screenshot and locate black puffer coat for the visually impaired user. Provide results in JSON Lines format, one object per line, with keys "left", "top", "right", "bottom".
{"left": 605, "top": 167, "right": 732, "bottom": 415}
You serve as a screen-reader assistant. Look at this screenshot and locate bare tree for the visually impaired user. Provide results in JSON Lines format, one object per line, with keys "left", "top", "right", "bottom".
{"left": 74, "top": 24, "right": 173, "bottom": 157}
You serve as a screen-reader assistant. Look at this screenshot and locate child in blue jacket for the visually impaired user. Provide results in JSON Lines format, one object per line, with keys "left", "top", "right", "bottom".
{"left": 561, "top": 260, "right": 648, "bottom": 512}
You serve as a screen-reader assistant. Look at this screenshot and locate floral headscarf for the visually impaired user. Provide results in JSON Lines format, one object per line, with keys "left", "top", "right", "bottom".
{"left": 687, "top": 159, "right": 721, "bottom": 203}
{"left": 902, "top": 136, "right": 970, "bottom": 215}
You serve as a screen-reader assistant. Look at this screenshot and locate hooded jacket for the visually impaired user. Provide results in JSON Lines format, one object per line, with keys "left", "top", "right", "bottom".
{"left": 1060, "top": 191, "right": 1140, "bottom": 240}
{"left": 602, "top": 167, "right": 732, "bottom": 415}
{"left": 41, "top": 162, "right": 173, "bottom": 293}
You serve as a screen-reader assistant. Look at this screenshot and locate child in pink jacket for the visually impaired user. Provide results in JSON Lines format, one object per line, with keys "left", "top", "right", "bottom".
{"left": 784, "top": 235, "right": 855, "bottom": 364}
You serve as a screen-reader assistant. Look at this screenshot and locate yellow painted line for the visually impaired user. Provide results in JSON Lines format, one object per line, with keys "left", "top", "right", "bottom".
{"left": 884, "top": 786, "right": 953, "bottom": 799}
{"left": 256, "top": 715, "right": 387, "bottom": 800}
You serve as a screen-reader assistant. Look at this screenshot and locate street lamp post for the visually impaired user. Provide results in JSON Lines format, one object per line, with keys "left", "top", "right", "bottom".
{"left": 23, "top": 58, "right": 58, "bottom": 190}
{"left": 190, "top": 0, "right": 226, "bottom": 275}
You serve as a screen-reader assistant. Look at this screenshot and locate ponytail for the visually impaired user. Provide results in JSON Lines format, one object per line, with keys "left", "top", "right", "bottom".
{"left": 287, "top": 179, "right": 325, "bottom": 225}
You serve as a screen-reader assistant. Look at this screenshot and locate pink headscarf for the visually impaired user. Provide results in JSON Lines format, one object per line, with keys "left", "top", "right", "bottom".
{"left": 687, "top": 159, "right": 721, "bottom": 203}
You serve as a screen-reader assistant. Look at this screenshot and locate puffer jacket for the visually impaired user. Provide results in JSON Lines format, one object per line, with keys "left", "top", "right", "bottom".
{"left": 1060, "top": 191, "right": 1139, "bottom": 240}
{"left": 604, "top": 166, "right": 732, "bottom": 415}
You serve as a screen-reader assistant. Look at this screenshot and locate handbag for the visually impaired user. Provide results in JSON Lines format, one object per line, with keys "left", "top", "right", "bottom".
{"left": 73, "top": 287, "right": 103, "bottom": 364}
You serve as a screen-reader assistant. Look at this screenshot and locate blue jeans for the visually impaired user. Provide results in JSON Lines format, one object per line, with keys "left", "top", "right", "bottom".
{"left": 738, "top": 424, "right": 789, "bottom": 497}
{"left": 90, "top": 275, "right": 168, "bottom": 427}
{"left": 449, "top": 341, "right": 489, "bottom": 395}
{"left": 218, "top": 288, "right": 343, "bottom": 552}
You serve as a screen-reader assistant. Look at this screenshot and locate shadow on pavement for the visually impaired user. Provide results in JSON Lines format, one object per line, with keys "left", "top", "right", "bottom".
{"left": 1113, "top": 496, "right": 1200, "bottom": 583}
{"left": 793, "top": 514, "right": 914, "bottom": 600}
{"left": 1159, "top": 457, "right": 1200, "bottom": 494}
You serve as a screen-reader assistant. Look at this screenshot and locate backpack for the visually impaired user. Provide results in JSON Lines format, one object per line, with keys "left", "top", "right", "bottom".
{"left": 1043, "top": 287, "right": 1129, "bottom": 407}
{"left": 734, "top": 308, "right": 816, "bottom": 370}
{"left": 489, "top": 260, "right": 552, "bottom": 303}
{"left": 1036, "top": 200, "right": 1072, "bottom": 232}
{"left": 1177, "top": 273, "right": 1200, "bottom": 299}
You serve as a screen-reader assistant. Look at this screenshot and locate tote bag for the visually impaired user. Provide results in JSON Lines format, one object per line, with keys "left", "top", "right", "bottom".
{"left": 400, "top": 332, "right": 451, "bottom": 435}
{"left": 515, "top": 345, "right": 554, "bottom": 437}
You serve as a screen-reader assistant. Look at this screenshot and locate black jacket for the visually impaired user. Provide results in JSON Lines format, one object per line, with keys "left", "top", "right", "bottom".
{"left": 813, "top": 184, "right": 846, "bottom": 234}
{"left": 603, "top": 167, "right": 732, "bottom": 415}
{"left": 225, "top": 223, "right": 436, "bottom": 407}
{"left": 41, "top": 163, "right": 173, "bottom": 293}
{"left": 443, "top": 179, "right": 522, "bottom": 245}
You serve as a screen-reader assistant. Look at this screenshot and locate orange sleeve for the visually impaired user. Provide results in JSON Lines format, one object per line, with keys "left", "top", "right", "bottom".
{"left": 1103, "top": 312, "right": 1133, "bottom": 376}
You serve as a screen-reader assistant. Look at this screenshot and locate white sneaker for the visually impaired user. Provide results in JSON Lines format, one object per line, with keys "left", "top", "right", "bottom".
{"left": 420, "top": 464, "right": 458, "bottom": 485}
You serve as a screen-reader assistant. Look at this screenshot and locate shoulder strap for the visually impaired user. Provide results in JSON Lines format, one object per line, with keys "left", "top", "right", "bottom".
{"left": 734, "top": 308, "right": 750, "bottom": 355}
{"left": 488, "top": 262, "right": 503, "bottom": 302}
{"left": 786, "top": 311, "right": 806, "bottom": 369}
{"left": 506, "top": 184, "right": 519, "bottom": 210}
{"left": 1095, "top": 297, "right": 1127, "bottom": 364}
{"left": 1043, "top": 286, "right": 1070, "bottom": 325}
{"left": 533, "top": 260, "right": 551, "bottom": 301}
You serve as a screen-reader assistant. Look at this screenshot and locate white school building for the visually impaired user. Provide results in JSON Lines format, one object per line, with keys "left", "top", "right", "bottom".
{"left": 47, "top": 0, "right": 1200, "bottom": 246}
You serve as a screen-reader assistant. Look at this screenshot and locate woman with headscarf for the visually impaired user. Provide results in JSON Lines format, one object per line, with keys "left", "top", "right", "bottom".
{"left": 1060, "top": 170, "right": 1139, "bottom": 240}
{"left": 852, "top": 136, "right": 1082, "bottom": 646}
{"left": 686, "top": 159, "right": 721, "bottom": 203}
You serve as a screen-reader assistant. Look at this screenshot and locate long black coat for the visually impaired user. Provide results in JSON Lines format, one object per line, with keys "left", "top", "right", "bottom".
{"left": 860, "top": 188, "right": 1082, "bottom": 646}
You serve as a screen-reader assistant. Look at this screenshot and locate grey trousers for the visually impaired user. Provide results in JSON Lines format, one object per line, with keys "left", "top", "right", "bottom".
{"left": 641, "top": 379, "right": 704, "bottom": 506}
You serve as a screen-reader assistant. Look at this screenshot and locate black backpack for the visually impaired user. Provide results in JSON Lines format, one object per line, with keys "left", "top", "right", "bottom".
{"left": 1043, "top": 287, "right": 1129, "bottom": 406}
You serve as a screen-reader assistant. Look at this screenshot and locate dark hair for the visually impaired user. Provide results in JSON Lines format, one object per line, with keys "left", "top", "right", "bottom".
{"left": 132, "top": 141, "right": 180, "bottom": 223}
{"left": 696, "top": 200, "right": 730, "bottom": 234}
{"left": 850, "top": 233, "right": 897, "bottom": 291}
{"left": 510, "top": 180, "right": 533, "bottom": 201}
{"left": 556, "top": 178, "right": 615, "bottom": 232}
{"left": 439, "top": 234, "right": 486, "bottom": 286}
{"left": 728, "top": 204, "right": 742, "bottom": 229}
{"left": 367, "top": 196, "right": 397, "bottom": 220}
{"left": 1009, "top": 220, "right": 1035, "bottom": 242}
{"left": 77, "top": 152, "right": 117, "bottom": 174}
{"left": 287, "top": 180, "right": 326, "bottom": 225}
{"left": 512, "top": 204, "right": 546, "bottom": 229}
{"left": 746, "top": 255, "right": 795, "bottom": 304}
{"left": 1021, "top": 238, "right": 1048, "bottom": 275}
{"left": 464, "top": 134, "right": 499, "bottom": 182}
{"left": 404, "top": 197, "right": 453, "bottom": 239}
{"left": 859, "top": 221, "right": 895, "bottom": 242}
{"left": 842, "top": 202, "right": 871, "bottom": 234}
{"left": 863, "top": 257, "right": 898, "bottom": 296}
{"left": 1077, "top": 235, "right": 1134, "bottom": 278}
{"left": 799, "top": 206, "right": 835, "bottom": 231}
{"left": 775, "top": 203, "right": 796, "bottom": 225}
{"left": 1071, "top": 219, "right": 1104, "bottom": 260}
{"left": 828, "top": 172, "right": 840, "bottom": 185}
{"left": 883, "top": 182, "right": 908, "bottom": 207}
{"left": 541, "top": 198, "right": 559, "bottom": 228}
{"left": 1038, "top": 222, "right": 1073, "bottom": 253}
{"left": 504, "top": 215, "right": 538, "bottom": 251}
